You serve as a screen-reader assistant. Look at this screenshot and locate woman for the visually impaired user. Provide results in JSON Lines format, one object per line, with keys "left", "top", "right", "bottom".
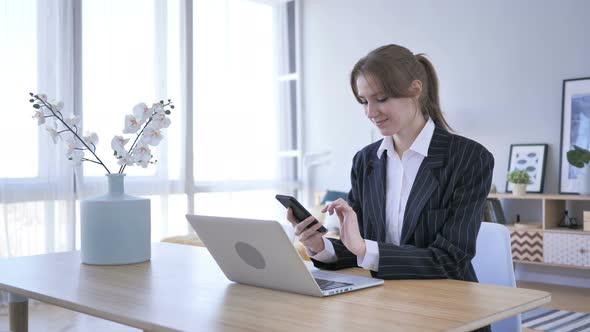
{"left": 288, "top": 44, "right": 494, "bottom": 282}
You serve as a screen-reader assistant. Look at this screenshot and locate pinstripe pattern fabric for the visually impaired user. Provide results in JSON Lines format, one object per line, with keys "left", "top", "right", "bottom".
{"left": 312, "top": 126, "right": 494, "bottom": 283}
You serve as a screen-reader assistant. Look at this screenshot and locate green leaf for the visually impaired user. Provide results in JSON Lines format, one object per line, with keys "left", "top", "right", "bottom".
{"left": 567, "top": 146, "right": 590, "bottom": 168}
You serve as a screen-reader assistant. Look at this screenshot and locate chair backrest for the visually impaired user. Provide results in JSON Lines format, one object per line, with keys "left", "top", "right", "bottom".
{"left": 472, "top": 222, "right": 521, "bottom": 332}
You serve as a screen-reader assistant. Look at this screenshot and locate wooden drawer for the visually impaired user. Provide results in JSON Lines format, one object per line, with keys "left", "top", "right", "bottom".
{"left": 510, "top": 230, "right": 543, "bottom": 263}
{"left": 544, "top": 232, "right": 590, "bottom": 267}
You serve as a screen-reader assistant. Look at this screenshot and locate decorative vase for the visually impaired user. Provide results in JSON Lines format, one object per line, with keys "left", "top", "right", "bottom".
{"left": 80, "top": 174, "right": 151, "bottom": 265}
{"left": 512, "top": 183, "right": 527, "bottom": 196}
{"left": 581, "top": 163, "right": 590, "bottom": 196}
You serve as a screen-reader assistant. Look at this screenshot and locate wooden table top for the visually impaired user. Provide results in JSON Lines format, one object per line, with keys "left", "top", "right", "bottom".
{"left": 0, "top": 243, "right": 550, "bottom": 332}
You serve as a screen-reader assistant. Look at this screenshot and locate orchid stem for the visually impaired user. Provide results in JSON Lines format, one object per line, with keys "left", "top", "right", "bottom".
{"left": 35, "top": 96, "right": 111, "bottom": 174}
{"left": 82, "top": 158, "right": 102, "bottom": 165}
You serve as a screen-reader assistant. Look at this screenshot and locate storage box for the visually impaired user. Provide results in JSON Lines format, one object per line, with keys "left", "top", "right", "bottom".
{"left": 585, "top": 221, "right": 590, "bottom": 232}
{"left": 584, "top": 211, "right": 590, "bottom": 222}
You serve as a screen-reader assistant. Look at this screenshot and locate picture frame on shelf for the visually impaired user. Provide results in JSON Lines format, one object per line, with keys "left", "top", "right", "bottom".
{"left": 559, "top": 77, "right": 590, "bottom": 194}
{"left": 506, "top": 143, "right": 548, "bottom": 193}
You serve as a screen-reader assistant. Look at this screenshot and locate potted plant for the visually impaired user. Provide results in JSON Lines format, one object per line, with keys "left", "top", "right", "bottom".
{"left": 567, "top": 145, "right": 590, "bottom": 195}
{"left": 507, "top": 169, "right": 530, "bottom": 196}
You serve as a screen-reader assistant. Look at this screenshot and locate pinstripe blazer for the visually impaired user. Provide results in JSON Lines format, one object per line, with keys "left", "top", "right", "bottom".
{"left": 312, "top": 126, "right": 494, "bottom": 282}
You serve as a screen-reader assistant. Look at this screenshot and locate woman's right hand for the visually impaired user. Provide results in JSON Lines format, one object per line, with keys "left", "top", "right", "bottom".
{"left": 287, "top": 208, "right": 327, "bottom": 254}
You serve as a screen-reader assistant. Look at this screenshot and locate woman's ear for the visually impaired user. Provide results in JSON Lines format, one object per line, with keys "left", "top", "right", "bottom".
{"left": 409, "top": 79, "right": 423, "bottom": 97}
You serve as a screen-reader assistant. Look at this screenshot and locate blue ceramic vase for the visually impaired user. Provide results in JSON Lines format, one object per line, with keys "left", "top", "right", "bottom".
{"left": 80, "top": 174, "right": 151, "bottom": 265}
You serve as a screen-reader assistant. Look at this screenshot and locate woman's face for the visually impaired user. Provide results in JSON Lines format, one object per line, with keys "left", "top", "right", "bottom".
{"left": 355, "top": 74, "right": 419, "bottom": 137}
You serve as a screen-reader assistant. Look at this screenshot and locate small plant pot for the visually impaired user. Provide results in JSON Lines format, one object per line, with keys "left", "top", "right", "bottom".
{"left": 512, "top": 183, "right": 527, "bottom": 196}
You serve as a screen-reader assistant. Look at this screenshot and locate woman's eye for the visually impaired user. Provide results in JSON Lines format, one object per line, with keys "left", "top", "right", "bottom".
{"left": 359, "top": 100, "right": 368, "bottom": 105}
{"left": 377, "top": 97, "right": 388, "bottom": 103}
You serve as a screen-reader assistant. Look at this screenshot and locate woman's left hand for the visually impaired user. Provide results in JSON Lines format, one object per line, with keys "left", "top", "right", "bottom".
{"left": 322, "top": 198, "right": 366, "bottom": 257}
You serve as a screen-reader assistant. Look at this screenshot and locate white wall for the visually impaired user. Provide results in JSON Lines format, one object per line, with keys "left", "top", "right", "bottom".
{"left": 301, "top": 0, "right": 590, "bottom": 195}
{"left": 301, "top": 0, "right": 590, "bottom": 286}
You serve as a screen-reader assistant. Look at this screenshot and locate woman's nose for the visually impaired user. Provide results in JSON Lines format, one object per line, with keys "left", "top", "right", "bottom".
{"left": 366, "top": 102, "right": 379, "bottom": 118}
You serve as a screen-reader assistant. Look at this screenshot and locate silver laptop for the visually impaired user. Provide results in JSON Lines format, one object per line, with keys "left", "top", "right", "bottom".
{"left": 186, "top": 214, "right": 384, "bottom": 297}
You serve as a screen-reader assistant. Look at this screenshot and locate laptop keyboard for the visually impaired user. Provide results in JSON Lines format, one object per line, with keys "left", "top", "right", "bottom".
{"left": 315, "top": 278, "right": 353, "bottom": 291}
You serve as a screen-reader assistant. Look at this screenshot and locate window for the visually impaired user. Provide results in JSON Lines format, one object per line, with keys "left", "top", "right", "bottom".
{"left": 191, "top": 0, "right": 301, "bottom": 217}
{"left": 81, "top": 0, "right": 183, "bottom": 181}
{"left": 193, "top": 0, "right": 278, "bottom": 183}
{"left": 0, "top": 0, "right": 38, "bottom": 179}
{"left": 0, "top": 0, "right": 302, "bottom": 259}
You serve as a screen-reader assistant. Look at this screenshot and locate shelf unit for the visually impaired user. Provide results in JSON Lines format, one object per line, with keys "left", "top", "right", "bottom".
{"left": 488, "top": 193, "right": 590, "bottom": 269}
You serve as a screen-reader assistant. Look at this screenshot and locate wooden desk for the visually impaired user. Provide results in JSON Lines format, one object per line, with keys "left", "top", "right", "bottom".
{"left": 0, "top": 243, "right": 550, "bottom": 332}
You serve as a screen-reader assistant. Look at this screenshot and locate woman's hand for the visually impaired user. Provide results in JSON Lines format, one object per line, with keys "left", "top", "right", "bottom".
{"left": 286, "top": 208, "right": 327, "bottom": 254}
{"left": 322, "top": 198, "right": 366, "bottom": 257}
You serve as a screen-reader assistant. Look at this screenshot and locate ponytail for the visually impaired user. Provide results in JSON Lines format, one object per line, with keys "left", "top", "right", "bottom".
{"left": 350, "top": 45, "right": 452, "bottom": 131}
{"left": 415, "top": 54, "right": 451, "bottom": 131}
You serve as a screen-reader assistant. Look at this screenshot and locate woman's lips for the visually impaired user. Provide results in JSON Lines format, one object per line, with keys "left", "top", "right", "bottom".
{"left": 374, "top": 119, "right": 388, "bottom": 127}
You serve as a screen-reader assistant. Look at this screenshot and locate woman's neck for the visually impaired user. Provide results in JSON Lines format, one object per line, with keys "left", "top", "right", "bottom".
{"left": 393, "top": 114, "right": 427, "bottom": 158}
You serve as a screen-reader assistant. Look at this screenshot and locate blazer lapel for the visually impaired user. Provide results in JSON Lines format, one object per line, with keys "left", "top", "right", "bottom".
{"left": 400, "top": 127, "right": 449, "bottom": 245}
{"left": 367, "top": 151, "right": 387, "bottom": 242}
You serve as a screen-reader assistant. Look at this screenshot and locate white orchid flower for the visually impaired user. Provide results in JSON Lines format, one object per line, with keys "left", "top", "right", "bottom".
{"left": 49, "top": 100, "right": 64, "bottom": 111}
{"left": 149, "top": 110, "right": 171, "bottom": 129}
{"left": 152, "top": 102, "right": 164, "bottom": 114}
{"left": 116, "top": 151, "right": 135, "bottom": 167}
{"left": 83, "top": 132, "right": 99, "bottom": 148}
{"left": 111, "top": 135, "right": 130, "bottom": 154}
{"left": 64, "top": 139, "right": 77, "bottom": 156}
{"left": 45, "top": 122, "right": 60, "bottom": 144}
{"left": 68, "top": 149, "right": 84, "bottom": 166}
{"left": 132, "top": 142, "right": 151, "bottom": 168}
{"left": 141, "top": 126, "right": 164, "bottom": 146}
{"left": 33, "top": 110, "right": 45, "bottom": 125}
{"left": 123, "top": 114, "right": 141, "bottom": 134}
{"left": 38, "top": 93, "right": 48, "bottom": 102}
{"left": 64, "top": 116, "right": 80, "bottom": 128}
{"left": 64, "top": 139, "right": 86, "bottom": 166}
{"left": 133, "top": 103, "right": 150, "bottom": 124}
{"left": 135, "top": 158, "right": 150, "bottom": 168}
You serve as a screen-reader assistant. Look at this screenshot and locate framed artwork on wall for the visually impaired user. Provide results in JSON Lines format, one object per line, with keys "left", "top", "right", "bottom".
{"left": 506, "top": 144, "right": 548, "bottom": 193}
{"left": 559, "top": 77, "right": 590, "bottom": 194}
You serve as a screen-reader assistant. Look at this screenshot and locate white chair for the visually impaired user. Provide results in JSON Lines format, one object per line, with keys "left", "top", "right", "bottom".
{"left": 472, "top": 222, "right": 521, "bottom": 332}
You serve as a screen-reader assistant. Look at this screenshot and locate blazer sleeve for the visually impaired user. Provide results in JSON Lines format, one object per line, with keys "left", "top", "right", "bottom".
{"left": 311, "top": 152, "right": 364, "bottom": 270}
{"left": 373, "top": 148, "right": 494, "bottom": 280}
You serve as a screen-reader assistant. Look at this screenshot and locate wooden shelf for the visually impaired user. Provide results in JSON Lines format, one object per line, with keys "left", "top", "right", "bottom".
{"left": 489, "top": 193, "right": 590, "bottom": 201}
{"left": 492, "top": 194, "right": 590, "bottom": 270}
{"left": 513, "top": 260, "right": 590, "bottom": 270}
{"left": 489, "top": 193, "right": 547, "bottom": 200}
{"left": 543, "top": 194, "right": 590, "bottom": 201}
{"left": 506, "top": 223, "right": 543, "bottom": 231}
{"left": 544, "top": 227, "right": 589, "bottom": 235}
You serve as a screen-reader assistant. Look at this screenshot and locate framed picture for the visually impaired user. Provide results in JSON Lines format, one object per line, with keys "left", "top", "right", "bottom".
{"left": 559, "top": 77, "right": 590, "bottom": 194}
{"left": 506, "top": 144, "right": 548, "bottom": 193}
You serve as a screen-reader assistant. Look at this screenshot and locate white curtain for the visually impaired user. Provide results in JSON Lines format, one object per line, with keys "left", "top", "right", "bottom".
{"left": 0, "top": 0, "right": 75, "bottom": 257}
{"left": 0, "top": 0, "right": 78, "bottom": 304}
{"left": 0, "top": 0, "right": 186, "bottom": 304}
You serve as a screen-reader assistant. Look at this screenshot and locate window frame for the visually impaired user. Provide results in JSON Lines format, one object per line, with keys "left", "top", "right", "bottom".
{"left": 1, "top": 0, "right": 303, "bottom": 207}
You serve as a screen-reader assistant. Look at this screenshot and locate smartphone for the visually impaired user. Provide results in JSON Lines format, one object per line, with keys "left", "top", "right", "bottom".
{"left": 275, "top": 194, "right": 328, "bottom": 233}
